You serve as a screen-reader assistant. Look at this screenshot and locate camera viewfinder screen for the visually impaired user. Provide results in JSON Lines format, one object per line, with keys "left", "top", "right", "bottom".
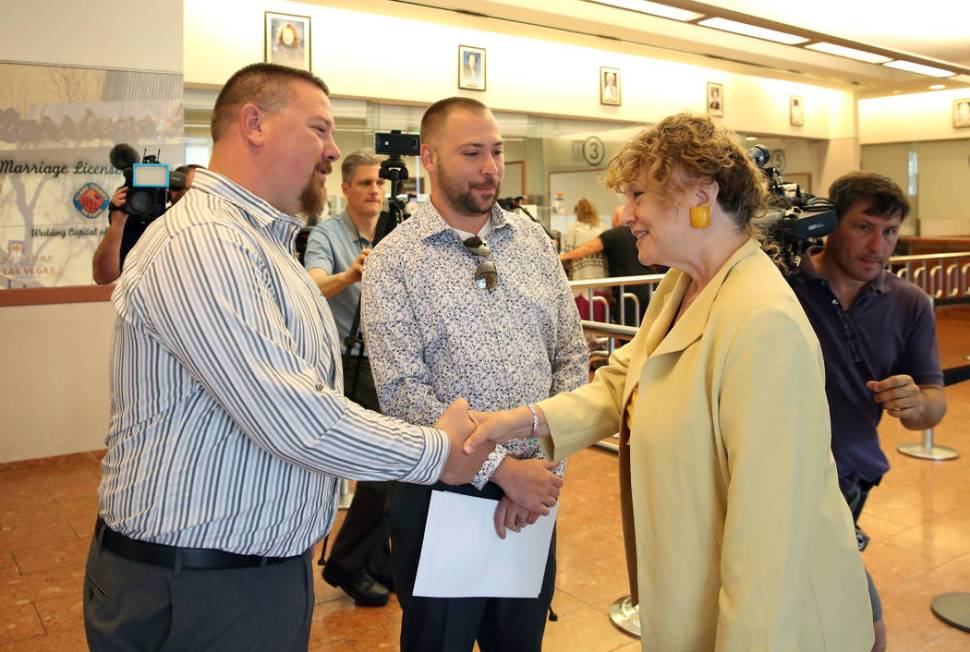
{"left": 132, "top": 163, "right": 170, "bottom": 188}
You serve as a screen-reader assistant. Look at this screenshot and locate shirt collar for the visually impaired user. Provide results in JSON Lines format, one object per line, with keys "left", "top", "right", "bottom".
{"left": 337, "top": 210, "right": 372, "bottom": 245}
{"left": 190, "top": 169, "right": 304, "bottom": 232}
{"left": 413, "top": 200, "right": 513, "bottom": 243}
{"left": 797, "top": 246, "right": 890, "bottom": 294}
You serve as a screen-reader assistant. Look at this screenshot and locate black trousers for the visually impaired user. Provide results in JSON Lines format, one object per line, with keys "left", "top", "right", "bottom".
{"left": 83, "top": 536, "right": 314, "bottom": 651}
{"left": 324, "top": 354, "right": 391, "bottom": 581}
{"left": 388, "top": 481, "right": 557, "bottom": 652}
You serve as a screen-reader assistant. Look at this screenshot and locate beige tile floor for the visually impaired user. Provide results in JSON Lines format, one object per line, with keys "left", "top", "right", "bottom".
{"left": 1, "top": 305, "right": 969, "bottom": 651}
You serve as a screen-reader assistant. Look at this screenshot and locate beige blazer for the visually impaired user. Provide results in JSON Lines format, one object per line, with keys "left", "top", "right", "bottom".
{"left": 540, "top": 239, "right": 873, "bottom": 651}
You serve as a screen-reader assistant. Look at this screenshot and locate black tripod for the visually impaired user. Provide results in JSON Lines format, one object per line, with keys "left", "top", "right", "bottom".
{"left": 343, "top": 154, "right": 411, "bottom": 395}
{"left": 317, "top": 154, "right": 412, "bottom": 579}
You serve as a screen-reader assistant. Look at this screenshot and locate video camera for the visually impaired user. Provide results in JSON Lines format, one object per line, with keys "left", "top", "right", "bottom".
{"left": 109, "top": 144, "right": 189, "bottom": 224}
{"left": 373, "top": 130, "right": 420, "bottom": 244}
{"left": 748, "top": 144, "right": 837, "bottom": 270}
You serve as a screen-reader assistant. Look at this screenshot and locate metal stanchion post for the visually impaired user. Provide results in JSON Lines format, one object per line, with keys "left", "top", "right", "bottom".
{"left": 608, "top": 596, "right": 640, "bottom": 637}
{"left": 896, "top": 300, "right": 962, "bottom": 461}
{"left": 897, "top": 428, "right": 959, "bottom": 461}
{"left": 931, "top": 593, "right": 970, "bottom": 632}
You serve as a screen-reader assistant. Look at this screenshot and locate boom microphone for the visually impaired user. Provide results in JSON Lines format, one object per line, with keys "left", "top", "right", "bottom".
{"left": 109, "top": 143, "right": 140, "bottom": 171}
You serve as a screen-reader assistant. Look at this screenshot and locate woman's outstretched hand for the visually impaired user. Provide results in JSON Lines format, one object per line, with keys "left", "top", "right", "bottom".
{"left": 464, "top": 405, "right": 550, "bottom": 454}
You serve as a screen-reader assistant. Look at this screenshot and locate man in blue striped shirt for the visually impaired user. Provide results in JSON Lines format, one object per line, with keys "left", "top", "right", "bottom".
{"left": 83, "top": 63, "right": 491, "bottom": 652}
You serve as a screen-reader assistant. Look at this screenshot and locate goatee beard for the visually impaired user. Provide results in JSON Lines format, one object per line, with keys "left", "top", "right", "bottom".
{"left": 300, "top": 177, "right": 325, "bottom": 218}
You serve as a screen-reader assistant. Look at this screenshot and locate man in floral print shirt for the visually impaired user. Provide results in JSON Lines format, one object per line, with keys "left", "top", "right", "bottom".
{"left": 361, "top": 97, "right": 588, "bottom": 652}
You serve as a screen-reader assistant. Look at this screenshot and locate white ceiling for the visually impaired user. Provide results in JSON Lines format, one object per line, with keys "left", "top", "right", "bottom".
{"left": 704, "top": 0, "right": 970, "bottom": 67}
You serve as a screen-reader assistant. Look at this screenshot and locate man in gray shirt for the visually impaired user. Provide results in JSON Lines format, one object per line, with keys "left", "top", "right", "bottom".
{"left": 304, "top": 150, "right": 394, "bottom": 606}
{"left": 362, "top": 97, "right": 587, "bottom": 651}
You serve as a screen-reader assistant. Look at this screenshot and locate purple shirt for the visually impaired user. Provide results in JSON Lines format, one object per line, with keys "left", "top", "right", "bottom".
{"left": 790, "top": 252, "right": 943, "bottom": 486}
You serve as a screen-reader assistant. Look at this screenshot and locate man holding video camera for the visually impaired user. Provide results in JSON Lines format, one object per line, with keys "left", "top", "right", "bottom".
{"left": 91, "top": 163, "right": 202, "bottom": 284}
{"left": 361, "top": 97, "right": 587, "bottom": 651}
{"left": 304, "top": 149, "right": 394, "bottom": 606}
{"left": 83, "top": 64, "right": 493, "bottom": 652}
{"left": 788, "top": 171, "right": 947, "bottom": 652}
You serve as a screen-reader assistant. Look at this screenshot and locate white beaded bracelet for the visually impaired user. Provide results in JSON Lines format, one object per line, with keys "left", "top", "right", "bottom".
{"left": 526, "top": 404, "right": 539, "bottom": 437}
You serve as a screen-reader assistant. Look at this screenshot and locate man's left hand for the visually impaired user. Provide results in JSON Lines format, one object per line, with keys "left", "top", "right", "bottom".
{"left": 866, "top": 374, "right": 925, "bottom": 421}
{"left": 491, "top": 457, "right": 562, "bottom": 514}
{"left": 493, "top": 495, "right": 540, "bottom": 539}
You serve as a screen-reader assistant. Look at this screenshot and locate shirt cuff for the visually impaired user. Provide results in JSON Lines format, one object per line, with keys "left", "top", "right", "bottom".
{"left": 398, "top": 426, "right": 451, "bottom": 485}
{"left": 471, "top": 445, "right": 509, "bottom": 490}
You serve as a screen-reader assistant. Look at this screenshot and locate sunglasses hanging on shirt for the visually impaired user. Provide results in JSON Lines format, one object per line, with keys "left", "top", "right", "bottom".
{"left": 462, "top": 236, "right": 499, "bottom": 290}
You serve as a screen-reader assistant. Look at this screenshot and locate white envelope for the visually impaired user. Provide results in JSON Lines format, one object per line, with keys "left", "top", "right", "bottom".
{"left": 412, "top": 490, "right": 558, "bottom": 599}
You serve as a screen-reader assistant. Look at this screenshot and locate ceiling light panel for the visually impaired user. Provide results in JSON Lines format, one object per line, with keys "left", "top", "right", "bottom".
{"left": 587, "top": 0, "right": 703, "bottom": 22}
{"left": 883, "top": 60, "right": 955, "bottom": 78}
{"left": 697, "top": 17, "right": 810, "bottom": 45}
{"left": 804, "top": 42, "right": 892, "bottom": 64}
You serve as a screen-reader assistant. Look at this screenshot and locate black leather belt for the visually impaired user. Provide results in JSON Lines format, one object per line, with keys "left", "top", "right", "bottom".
{"left": 95, "top": 518, "right": 297, "bottom": 570}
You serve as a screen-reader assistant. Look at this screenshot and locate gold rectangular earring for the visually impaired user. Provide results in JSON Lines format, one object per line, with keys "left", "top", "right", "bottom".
{"left": 690, "top": 206, "right": 711, "bottom": 228}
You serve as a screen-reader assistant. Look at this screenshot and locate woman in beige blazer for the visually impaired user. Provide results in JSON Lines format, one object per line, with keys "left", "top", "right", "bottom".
{"left": 466, "top": 114, "right": 874, "bottom": 651}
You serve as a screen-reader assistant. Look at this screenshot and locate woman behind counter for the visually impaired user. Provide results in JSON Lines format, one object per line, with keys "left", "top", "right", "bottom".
{"left": 466, "top": 113, "right": 873, "bottom": 651}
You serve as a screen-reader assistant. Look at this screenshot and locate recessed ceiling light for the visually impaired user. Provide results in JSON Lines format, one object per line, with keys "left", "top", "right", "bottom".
{"left": 804, "top": 42, "right": 891, "bottom": 64}
{"left": 697, "top": 17, "right": 809, "bottom": 45}
{"left": 587, "top": 0, "right": 703, "bottom": 21}
{"left": 929, "top": 84, "right": 946, "bottom": 90}
{"left": 745, "top": 136, "right": 757, "bottom": 141}
{"left": 883, "top": 60, "right": 955, "bottom": 78}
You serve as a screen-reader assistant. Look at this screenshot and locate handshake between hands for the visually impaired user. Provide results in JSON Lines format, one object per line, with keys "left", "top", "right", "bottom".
{"left": 433, "top": 399, "right": 561, "bottom": 538}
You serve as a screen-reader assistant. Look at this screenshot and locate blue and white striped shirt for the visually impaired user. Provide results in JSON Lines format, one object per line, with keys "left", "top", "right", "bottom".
{"left": 98, "top": 169, "right": 449, "bottom": 557}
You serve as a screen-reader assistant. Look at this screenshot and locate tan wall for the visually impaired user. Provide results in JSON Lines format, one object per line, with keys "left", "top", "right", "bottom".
{"left": 859, "top": 89, "right": 970, "bottom": 144}
{"left": 0, "top": 0, "right": 182, "bottom": 72}
{"left": 914, "top": 140, "right": 970, "bottom": 236}
{"left": 0, "top": 301, "right": 115, "bottom": 462}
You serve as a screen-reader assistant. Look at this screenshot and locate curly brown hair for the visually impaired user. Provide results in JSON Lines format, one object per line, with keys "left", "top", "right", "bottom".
{"left": 604, "top": 113, "right": 768, "bottom": 233}
{"left": 574, "top": 198, "right": 600, "bottom": 226}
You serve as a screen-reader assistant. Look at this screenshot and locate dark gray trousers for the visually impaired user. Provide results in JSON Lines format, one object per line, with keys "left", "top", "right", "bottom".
{"left": 83, "top": 536, "right": 314, "bottom": 651}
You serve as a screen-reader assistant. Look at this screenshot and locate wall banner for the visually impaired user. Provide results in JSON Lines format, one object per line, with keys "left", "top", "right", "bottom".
{"left": 0, "top": 63, "right": 184, "bottom": 288}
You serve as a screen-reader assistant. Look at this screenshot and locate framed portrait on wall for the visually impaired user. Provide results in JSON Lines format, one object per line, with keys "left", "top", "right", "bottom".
{"left": 790, "top": 95, "right": 804, "bottom": 126}
{"left": 600, "top": 67, "right": 621, "bottom": 106}
{"left": 458, "top": 45, "right": 486, "bottom": 91}
{"left": 265, "top": 12, "right": 311, "bottom": 72}
{"left": 707, "top": 82, "right": 723, "bottom": 117}
{"left": 954, "top": 99, "right": 970, "bottom": 128}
